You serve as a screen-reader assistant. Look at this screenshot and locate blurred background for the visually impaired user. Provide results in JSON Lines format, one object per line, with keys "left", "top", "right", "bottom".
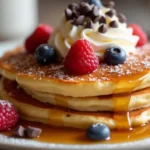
{"left": 0, "top": 0, "right": 149, "bottom": 53}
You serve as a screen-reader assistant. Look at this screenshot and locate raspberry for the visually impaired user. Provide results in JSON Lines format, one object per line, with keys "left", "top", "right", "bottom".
{"left": 25, "top": 24, "right": 53, "bottom": 53}
{"left": 128, "top": 24, "right": 148, "bottom": 47}
{"left": 64, "top": 39, "right": 99, "bottom": 75}
{"left": 0, "top": 100, "right": 18, "bottom": 131}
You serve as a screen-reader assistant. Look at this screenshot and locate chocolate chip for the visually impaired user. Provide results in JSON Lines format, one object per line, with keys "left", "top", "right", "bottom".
{"left": 85, "top": 20, "right": 94, "bottom": 29}
{"left": 93, "top": 16, "right": 101, "bottom": 23}
{"left": 80, "top": 3, "right": 91, "bottom": 15}
{"left": 68, "top": 3, "right": 79, "bottom": 10}
{"left": 91, "top": 6, "right": 99, "bottom": 17}
{"left": 117, "top": 13, "right": 127, "bottom": 23}
{"left": 105, "top": 9, "right": 116, "bottom": 18}
{"left": 98, "top": 24, "right": 108, "bottom": 33}
{"left": 73, "top": 15, "right": 85, "bottom": 26}
{"left": 26, "top": 126, "right": 42, "bottom": 138}
{"left": 99, "top": 16, "right": 106, "bottom": 24}
{"left": 109, "top": 21, "right": 118, "bottom": 28}
{"left": 65, "top": 8, "right": 73, "bottom": 20}
{"left": 80, "top": 2, "right": 87, "bottom": 7}
{"left": 72, "top": 10, "right": 80, "bottom": 18}
{"left": 13, "top": 125, "right": 26, "bottom": 137}
{"left": 104, "top": 1, "right": 115, "bottom": 8}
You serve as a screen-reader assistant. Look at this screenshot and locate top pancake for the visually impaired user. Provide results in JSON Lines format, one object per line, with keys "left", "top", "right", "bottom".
{"left": 1, "top": 45, "right": 150, "bottom": 97}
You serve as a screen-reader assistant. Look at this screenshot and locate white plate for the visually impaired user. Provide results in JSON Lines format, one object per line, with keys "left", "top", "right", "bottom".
{"left": 0, "top": 134, "right": 150, "bottom": 150}
{"left": 0, "top": 42, "right": 150, "bottom": 150}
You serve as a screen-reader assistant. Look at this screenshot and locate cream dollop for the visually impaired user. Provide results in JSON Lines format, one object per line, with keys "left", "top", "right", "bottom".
{"left": 49, "top": 6, "right": 139, "bottom": 59}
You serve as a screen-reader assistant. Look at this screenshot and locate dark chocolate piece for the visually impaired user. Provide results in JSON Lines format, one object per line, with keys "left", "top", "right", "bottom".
{"left": 80, "top": 2, "right": 87, "bottom": 7}
{"left": 91, "top": 6, "right": 99, "bottom": 17}
{"left": 65, "top": 8, "right": 73, "bottom": 20}
{"left": 104, "top": 1, "right": 115, "bottom": 8}
{"left": 98, "top": 24, "right": 108, "bottom": 33}
{"left": 68, "top": 3, "right": 79, "bottom": 10}
{"left": 105, "top": 9, "right": 116, "bottom": 18}
{"left": 109, "top": 21, "right": 118, "bottom": 28}
{"left": 73, "top": 9, "right": 80, "bottom": 18}
{"left": 13, "top": 125, "right": 26, "bottom": 137}
{"left": 93, "top": 16, "right": 101, "bottom": 23}
{"left": 117, "top": 13, "right": 127, "bottom": 23}
{"left": 85, "top": 20, "right": 94, "bottom": 29}
{"left": 80, "top": 3, "right": 91, "bottom": 15}
{"left": 73, "top": 15, "right": 85, "bottom": 26}
{"left": 26, "top": 126, "right": 42, "bottom": 138}
{"left": 99, "top": 16, "right": 106, "bottom": 24}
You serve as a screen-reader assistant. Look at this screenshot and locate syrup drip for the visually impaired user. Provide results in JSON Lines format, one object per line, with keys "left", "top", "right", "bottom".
{"left": 113, "top": 71, "right": 149, "bottom": 129}
{"left": 113, "top": 112, "right": 131, "bottom": 129}
{"left": 48, "top": 109, "right": 64, "bottom": 126}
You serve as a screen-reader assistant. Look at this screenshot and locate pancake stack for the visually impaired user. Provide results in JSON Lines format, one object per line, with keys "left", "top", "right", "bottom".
{"left": 0, "top": 45, "right": 150, "bottom": 129}
{"left": 0, "top": 0, "right": 150, "bottom": 131}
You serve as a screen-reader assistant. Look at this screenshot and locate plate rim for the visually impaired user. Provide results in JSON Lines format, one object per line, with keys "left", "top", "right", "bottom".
{"left": 0, "top": 134, "right": 150, "bottom": 150}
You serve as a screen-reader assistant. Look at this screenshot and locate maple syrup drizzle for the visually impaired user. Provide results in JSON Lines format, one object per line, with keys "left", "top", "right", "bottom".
{"left": 113, "top": 71, "right": 149, "bottom": 129}
{"left": 48, "top": 109, "right": 64, "bottom": 126}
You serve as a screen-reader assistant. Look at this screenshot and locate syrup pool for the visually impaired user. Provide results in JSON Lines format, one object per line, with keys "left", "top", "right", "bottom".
{"left": 2, "top": 120, "right": 150, "bottom": 144}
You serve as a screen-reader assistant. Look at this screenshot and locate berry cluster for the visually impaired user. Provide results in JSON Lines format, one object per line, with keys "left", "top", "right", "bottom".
{"left": 25, "top": 24, "right": 148, "bottom": 75}
{"left": 64, "top": 39, "right": 127, "bottom": 74}
{"left": 25, "top": 24, "right": 53, "bottom": 53}
{"left": 24, "top": 1, "right": 148, "bottom": 75}
{"left": 25, "top": 24, "right": 57, "bottom": 65}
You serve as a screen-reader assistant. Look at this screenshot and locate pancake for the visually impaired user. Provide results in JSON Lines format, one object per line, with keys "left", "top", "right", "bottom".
{"left": 1, "top": 77, "right": 150, "bottom": 129}
{"left": 23, "top": 85, "right": 150, "bottom": 112}
{"left": 1, "top": 46, "right": 150, "bottom": 97}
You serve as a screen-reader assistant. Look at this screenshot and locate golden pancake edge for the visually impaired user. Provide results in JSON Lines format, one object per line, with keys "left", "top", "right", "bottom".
{"left": 1, "top": 46, "right": 150, "bottom": 97}
{"left": 1, "top": 77, "right": 150, "bottom": 129}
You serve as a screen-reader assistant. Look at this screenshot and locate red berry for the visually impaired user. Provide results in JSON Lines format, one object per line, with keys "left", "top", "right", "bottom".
{"left": 64, "top": 39, "right": 99, "bottom": 75}
{"left": 128, "top": 24, "right": 148, "bottom": 47}
{"left": 0, "top": 100, "right": 18, "bottom": 131}
{"left": 25, "top": 24, "right": 53, "bottom": 53}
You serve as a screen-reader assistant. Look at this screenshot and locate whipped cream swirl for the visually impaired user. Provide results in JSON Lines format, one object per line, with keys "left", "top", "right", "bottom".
{"left": 49, "top": 6, "right": 139, "bottom": 59}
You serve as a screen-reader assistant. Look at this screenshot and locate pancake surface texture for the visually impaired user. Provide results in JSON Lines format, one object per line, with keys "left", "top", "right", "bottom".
{"left": 0, "top": 45, "right": 150, "bottom": 97}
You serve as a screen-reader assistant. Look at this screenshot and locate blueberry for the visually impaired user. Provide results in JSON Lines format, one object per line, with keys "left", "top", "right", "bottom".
{"left": 104, "top": 47, "right": 127, "bottom": 65}
{"left": 81, "top": 0, "right": 102, "bottom": 8}
{"left": 35, "top": 44, "right": 57, "bottom": 65}
{"left": 86, "top": 124, "right": 110, "bottom": 140}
